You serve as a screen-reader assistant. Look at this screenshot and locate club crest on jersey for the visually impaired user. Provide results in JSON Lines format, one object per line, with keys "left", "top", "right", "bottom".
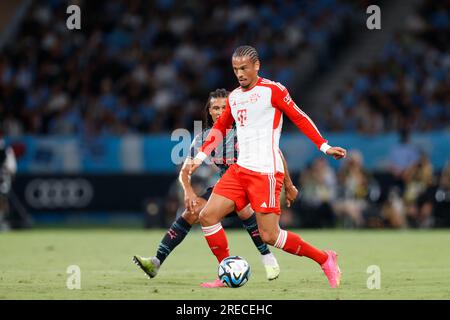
{"left": 237, "top": 109, "right": 247, "bottom": 126}
{"left": 249, "top": 93, "right": 260, "bottom": 103}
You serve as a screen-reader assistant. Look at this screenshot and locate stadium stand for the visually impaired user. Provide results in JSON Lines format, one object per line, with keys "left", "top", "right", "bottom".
{"left": 1, "top": 0, "right": 449, "bottom": 229}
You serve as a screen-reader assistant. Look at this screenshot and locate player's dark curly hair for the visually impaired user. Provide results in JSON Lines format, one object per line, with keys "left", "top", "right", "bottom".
{"left": 232, "top": 45, "right": 259, "bottom": 64}
{"left": 204, "top": 88, "right": 229, "bottom": 128}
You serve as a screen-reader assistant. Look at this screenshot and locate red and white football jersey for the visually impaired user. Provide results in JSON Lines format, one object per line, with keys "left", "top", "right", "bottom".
{"left": 198, "top": 77, "right": 328, "bottom": 174}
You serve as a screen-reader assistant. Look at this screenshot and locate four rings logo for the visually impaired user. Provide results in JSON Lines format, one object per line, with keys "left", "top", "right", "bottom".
{"left": 25, "top": 178, "right": 94, "bottom": 209}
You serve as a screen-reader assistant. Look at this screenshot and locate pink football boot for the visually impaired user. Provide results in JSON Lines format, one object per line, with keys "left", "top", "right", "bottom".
{"left": 320, "top": 250, "right": 341, "bottom": 288}
{"left": 200, "top": 278, "right": 226, "bottom": 288}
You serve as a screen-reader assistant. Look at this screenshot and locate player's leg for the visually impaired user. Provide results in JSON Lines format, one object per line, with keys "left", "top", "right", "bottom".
{"left": 244, "top": 168, "right": 329, "bottom": 263}
{"left": 243, "top": 166, "right": 341, "bottom": 288}
{"left": 198, "top": 192, "right": 237, "bottom": 288}
{"left": 236, "top": 205, "right": 280, "bottom": 280}
{"left": 198, "top": 164, "right": 250, "bottom": 288}
{"left": 153, "top": 195, "right": 209, "bottom": 266}
{"left": 199, "top": 192, "right": 236, "bottom": 263}
{"left": 255, "top": 211, "right": 341, "bottom": 288}
{"left": 199, "top": 164, "right": 250, "bottom": 261}
{"left": 133, "top": 196, "right": 207, "bottom": 279}
{"left": 255, "top": 211, "right": 327, "bottom": 262}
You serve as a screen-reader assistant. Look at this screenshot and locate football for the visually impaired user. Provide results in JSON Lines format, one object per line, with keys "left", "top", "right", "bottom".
{"left": 218, "top": 256, "right": 251, "bottom": 288}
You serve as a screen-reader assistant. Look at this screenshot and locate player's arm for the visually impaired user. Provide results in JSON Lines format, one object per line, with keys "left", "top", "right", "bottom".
{"left": 279, "top": 150, "right": 298, "bottom": 207}
{"left": 190, "top": 100, "right": 234, "bottom": 174}
{"left": 272, "top": 85, "right": 346, "bottom": 160}
{"left": 178, "top": 157, "right": 199, "bottom": 214}
{"left": 180, "top": 134, "right": 205, "bottom": 214}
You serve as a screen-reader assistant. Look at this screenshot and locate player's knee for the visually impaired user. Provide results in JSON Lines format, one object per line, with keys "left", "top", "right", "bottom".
{"left": 199, "top": 208, "right": 212, "bottom": 225}
{"left": 236, "top": 205, "right": 253, "bottom": 220}
{"left": 258, "top": 228, "right": 277, "bottom": 245}
{"left": 200, "top": 208, "right": 222, "bottom": 226}
{"left": 182, "top": 210, "right": 199, "bottom": 225}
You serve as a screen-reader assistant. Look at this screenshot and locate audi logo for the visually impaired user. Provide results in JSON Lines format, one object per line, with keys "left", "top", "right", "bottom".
{"left": 25, "top": 178, "right": 94, "bottom": 209}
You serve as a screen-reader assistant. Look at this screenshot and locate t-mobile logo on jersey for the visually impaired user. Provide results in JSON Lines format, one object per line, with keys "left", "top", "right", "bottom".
{"left": 237, "top": 109, "right": 248, "bottom": 127}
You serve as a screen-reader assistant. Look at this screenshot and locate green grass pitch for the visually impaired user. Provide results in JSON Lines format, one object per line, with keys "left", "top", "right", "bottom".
{"left": 1, "top": 228, "right": 450, "bottom": 299}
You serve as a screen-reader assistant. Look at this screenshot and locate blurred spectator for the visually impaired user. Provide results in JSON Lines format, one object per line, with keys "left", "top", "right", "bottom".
{"left": 379, "top": 151, "right": 437, "bottom": 229}
{"left": 0, "top": 139, "right": 17, "bottom": 231}
{"left": 387, "top": 130, "right": 420, "bottom": 178}
{"left": 438, "top": 160, "right": 450, "bottom": 190}
{"left": 403, "top": 152, "right": 436, "bottom": 228}
{"left": 333, "top": 150, "right": 370, "bottom": 228}
{"left": 295, "top": 157, "right": 337, "bottom": 228}
{"left": 434, "top": 159, "right": 450, "bottom": 227}
{"left": 380, "top": 186, "right": 407, "bottom": 228}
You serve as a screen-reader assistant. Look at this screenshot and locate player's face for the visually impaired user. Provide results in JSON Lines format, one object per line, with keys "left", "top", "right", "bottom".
{"left": 209, "top": 97, "right": 227, "bottom": 123}
{"left": 232, "top": 56, "right": 260, "bottom": 89}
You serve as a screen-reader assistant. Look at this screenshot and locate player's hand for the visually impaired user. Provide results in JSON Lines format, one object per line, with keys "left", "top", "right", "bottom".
{"left": 285, "top": 184, "right": 298, "bottom": 208}
{"left": 326, "top": 147, "right": 347, "bottom": 160}
{"left": 188, "top": 157, "right": 203, "bottom": 175}
{"left": 184, "top": 190, "right": 199, "bottom": 214}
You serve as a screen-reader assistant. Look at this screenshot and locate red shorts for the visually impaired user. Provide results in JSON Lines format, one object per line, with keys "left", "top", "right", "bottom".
{"left": 213, "top": 164, "right": 284, "bottom": 214}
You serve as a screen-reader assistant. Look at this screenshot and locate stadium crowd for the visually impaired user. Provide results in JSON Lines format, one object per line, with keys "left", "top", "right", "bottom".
{"left": 1, "top": 0, "right": 449, "bottom": 229}
{"left": 1, "top": 0, "right": 355, "bottom": 137}
{"left": 321, "top": 0, "right": 450, "bottom": 134}
{"left": 2, "top": 1, "right": 447, "bottom": 137}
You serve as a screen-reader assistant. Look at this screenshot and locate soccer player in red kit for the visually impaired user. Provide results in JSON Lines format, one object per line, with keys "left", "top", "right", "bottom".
{"left": 190, "top": 46, "right": 347, "bottom": 288}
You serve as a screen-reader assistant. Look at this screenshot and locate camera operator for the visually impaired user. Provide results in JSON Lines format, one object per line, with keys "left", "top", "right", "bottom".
{"left": 0, "top": 139, "right": 17, "bottom": 231}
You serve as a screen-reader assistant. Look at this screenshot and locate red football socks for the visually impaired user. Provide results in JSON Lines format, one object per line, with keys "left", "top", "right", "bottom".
{"left": 275, "top": 229, "right": 327, "bottom": 265}
{"left": 202, "top": 223, "right": 230, "bottom": 263}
